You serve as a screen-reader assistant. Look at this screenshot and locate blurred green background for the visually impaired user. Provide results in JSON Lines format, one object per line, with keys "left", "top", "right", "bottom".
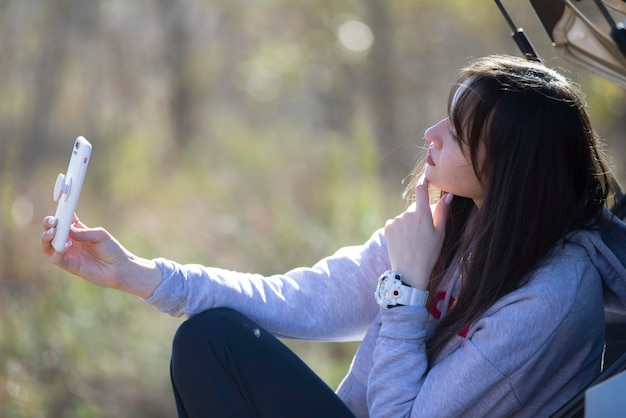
{"left": 1, "top": 1, "right": 625, "bottom": 416}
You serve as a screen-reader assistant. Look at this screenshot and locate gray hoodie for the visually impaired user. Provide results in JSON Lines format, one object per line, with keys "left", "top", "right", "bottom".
{"left": 146, "top": 209, "right": 626, "bottom": 417}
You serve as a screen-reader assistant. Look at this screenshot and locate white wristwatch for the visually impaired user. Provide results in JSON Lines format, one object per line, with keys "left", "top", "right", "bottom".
{"left": 375, "top": 270, "right": 428, "bottom": 308}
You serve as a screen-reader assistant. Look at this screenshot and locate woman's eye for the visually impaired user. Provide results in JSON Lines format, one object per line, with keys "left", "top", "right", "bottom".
{"left": 448, "top": 130, "right": 458, "bottom": 141}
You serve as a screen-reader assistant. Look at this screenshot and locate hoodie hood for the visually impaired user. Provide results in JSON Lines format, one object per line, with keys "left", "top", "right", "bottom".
{"left": 568, "top": 208, "right": 626, "bottom": 314}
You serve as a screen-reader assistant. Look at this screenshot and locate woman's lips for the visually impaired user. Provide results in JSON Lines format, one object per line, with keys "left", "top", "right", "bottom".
{"left": 426, "top": 149, "right": 435, "bottom": 166}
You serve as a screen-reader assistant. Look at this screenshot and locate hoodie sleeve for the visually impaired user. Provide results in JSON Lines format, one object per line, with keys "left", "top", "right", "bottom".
{"left": 594, "top": 210, "right": 626, "bottom": 312}
{"left": 368, "top": 250, "right": 606, "bottom": 417}
{"left": 144, "top": 228, "right": 390, "bottom": 342}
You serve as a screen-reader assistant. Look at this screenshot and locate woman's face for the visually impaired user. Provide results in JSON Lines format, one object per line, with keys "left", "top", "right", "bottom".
{"left": 424, "top": 117, "right": 485, "bottom": 207}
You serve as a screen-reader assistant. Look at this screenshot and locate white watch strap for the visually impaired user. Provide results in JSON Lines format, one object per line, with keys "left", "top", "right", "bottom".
{"left": 397, "top": 285, "right": 429, "bottom": 306}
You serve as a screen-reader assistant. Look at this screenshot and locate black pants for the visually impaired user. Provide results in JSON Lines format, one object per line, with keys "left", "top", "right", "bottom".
{"left": 170, "top": 308, "right": 356, "bottom": 418}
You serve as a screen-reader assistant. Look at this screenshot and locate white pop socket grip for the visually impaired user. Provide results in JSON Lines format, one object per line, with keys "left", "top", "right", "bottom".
{"left": 53, "top": 173, "right": 72, "bottom": 202}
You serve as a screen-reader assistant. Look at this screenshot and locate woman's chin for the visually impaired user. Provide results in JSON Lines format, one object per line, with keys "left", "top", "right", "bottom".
{"left": 423, "top": 169, "right": 437, "bottom": 188}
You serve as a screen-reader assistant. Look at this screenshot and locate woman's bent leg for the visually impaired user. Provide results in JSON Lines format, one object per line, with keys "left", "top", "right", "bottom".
{"left": 170, "top": 308, "right": 355, "bottom": 418}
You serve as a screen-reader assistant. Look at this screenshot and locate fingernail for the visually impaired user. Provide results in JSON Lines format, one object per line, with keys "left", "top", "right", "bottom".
{"left": 64, "top": 240, "right": 73, "bottom": 249}
{"left": 46, "top": 227, "right": 55, "bottom": 235}
{"left": 444, "top": 194, "right": 454, "bottom": 204}
{"left": 48, "top": 217, "right": 56, "bottom": 226}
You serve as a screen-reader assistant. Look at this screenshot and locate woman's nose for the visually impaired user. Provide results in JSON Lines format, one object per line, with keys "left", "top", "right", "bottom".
{"left": 424, "top": 119, "right": 446, "bottom": 148}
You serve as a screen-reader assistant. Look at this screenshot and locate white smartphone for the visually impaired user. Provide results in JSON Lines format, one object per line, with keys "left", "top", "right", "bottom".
{"left": 51, "top": 136, "right": 92, "bottom": 252}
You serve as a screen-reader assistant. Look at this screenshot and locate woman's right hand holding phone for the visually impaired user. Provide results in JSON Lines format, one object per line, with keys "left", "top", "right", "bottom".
{"left": 40, "top": 215, "right": 161, "bottom": 298}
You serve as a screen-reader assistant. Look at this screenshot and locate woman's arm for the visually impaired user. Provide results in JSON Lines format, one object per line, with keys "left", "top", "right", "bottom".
{"left": 146, "top": 227, "right": 391, "bottom": 341}
{"left": 41, "top": 215, "right": 390, "bottom": 342}
{"left": 367, "top": 257, "right": 605, "bottom": 417}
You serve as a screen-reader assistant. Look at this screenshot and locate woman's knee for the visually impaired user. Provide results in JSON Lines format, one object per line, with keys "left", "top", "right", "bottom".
{"left": 172, "top": 308, "right": 251, "bottom": 356}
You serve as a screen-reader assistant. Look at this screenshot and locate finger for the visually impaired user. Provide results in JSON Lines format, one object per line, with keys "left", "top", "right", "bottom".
{"left": 40, "top": 225, "right": 56, "bottom": 255}
{"left": 49, "top": 241, "right": 73, "bottom": 266}
{"left": 68, "top": 225, "right": 110, "bottom": 244}
{"left": 42, "top": 216, "right": 57, "bottom": 231}
{"left": 72, "top": 213, "right": 87, "bottom": 228}
{"left": 414, "top": 177, "right": 432, "bottom": 214}
{"left": 433, "top": 193, "right": 453, "bottom": 233}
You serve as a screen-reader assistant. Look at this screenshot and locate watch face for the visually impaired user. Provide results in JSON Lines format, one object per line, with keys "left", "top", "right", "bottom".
{"left": 376, "top": 272, "right": 428, "bottom": 308}
{"left": 376, "top": 276, "right": 393, "bottom": 306}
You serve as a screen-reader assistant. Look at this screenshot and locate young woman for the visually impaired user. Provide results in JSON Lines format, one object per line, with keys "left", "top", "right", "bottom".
{"left": 41, "top": 54, "right": 626, "bottom": 417}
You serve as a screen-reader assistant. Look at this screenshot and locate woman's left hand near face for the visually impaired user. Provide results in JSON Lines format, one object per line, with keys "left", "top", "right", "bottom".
{"left": 384, "top": 178, "right": 452, "bottom": 290}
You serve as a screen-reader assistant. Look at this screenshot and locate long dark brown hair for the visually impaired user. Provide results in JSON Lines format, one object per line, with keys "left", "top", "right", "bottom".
{"left": 405, "top": 55, "right": 612, "bottom": 362}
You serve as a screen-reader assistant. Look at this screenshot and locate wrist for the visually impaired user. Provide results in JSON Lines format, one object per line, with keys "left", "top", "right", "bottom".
{"left": 117, "top": 255, "right": 163, "bottom": 299}
{"left": 375, "top": 270, "right": 429, "bottom": 308}
{"left": 389, "top": 267, "right": 429, "bottom": 291}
